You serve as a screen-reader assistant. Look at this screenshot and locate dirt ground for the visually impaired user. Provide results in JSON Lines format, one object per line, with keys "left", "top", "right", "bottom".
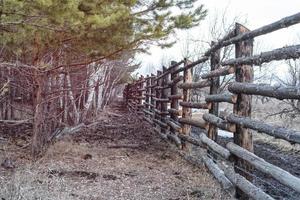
{"left": 0, "top": 101, "right": 233, "bottom": 200}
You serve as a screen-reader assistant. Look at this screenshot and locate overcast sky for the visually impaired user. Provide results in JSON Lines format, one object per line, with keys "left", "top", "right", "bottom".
{"left": 135, "top": 0, "right": 300, "bottom": 76}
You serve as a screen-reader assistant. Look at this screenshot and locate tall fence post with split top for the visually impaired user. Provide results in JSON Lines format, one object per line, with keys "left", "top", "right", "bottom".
{"left": 233, "top": 23, "right": 254, "bottom": 199}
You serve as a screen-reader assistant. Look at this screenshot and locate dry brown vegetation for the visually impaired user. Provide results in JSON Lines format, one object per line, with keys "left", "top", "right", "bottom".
{"left": 0, "top": 101, "right": 232, "bottom": 200}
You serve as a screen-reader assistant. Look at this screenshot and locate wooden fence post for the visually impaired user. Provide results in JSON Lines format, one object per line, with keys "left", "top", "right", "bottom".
{"left": 208, "top": 42, "right": 221, "bottom": 141}
{"left": 150, "top": 74, "right": 155, "bottom": 123}
{"left": 161, "top": 66, "right": 169, "bottom": 135}
{"left": 170, "top": 61, "right": 180, "bottom": 124}
{"left": 182, "top": 59, "right": 193, "bottom": 150}
{"left": 155, "top": 70, "right": 162, "bottom": 130}
{"left": 139, "top": 75, "right": 145, "bottom": 115}
{"left": 234, "top": 23, "right": 254, "bottom": 199}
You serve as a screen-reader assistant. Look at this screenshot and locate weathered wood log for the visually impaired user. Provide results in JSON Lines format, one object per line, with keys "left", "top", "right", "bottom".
{"left": 168, "top": 94, "right": 182, "bottom": 100}
{"left": 181, "top": 59, "right": 193, "bottom": 149}
{"left": 201, "top": 66, "right": 235, "bottom": 79}
{"left": 179, "top": 118, "right": 208, "bottom": 129}
{"left": 206, "top": 12, "right": 300, "bottom": 55}
{"left": 143, "top": 102, "right": 155, "bottom": 108}
{"left": 208, "top": 42, "right": 221, "bottom": 141}
{"left": 199, "top": 133, "right": 231, "bottom": 160}
{"left": 170, "top": 61, "right": 180, "bottom": 123}
{"left": 180, "top": 101, "right": 211, "bottom": 109}
{"left": 205, "top": 93, "right": 237, "bottom": 104}
{"left": 167, "top": 75, "right": 183, "bottom": 86}
{"left": 153, "top": 127, "right": 168, "bottom": 140}
{"left": 166, "top": 133, "right": 182, "bottom": 148}
{"left": 153, "top": 119, "right": 168, "bottom": 128}
{"left": 143, "top": 116, "right": 154, "bottom": 125}
{"left": 154, "top": 109, "right": 169, "bottom": 115}
{"left": 178, "top": 80, "right": 210, "bottom": 89}
{"left": 168, "top": 108, "right": 182, "bottom": 116}
{"left": 166, "top": 120, "right": 182, "bottom": 133}
{"left": 155, "top": 60, "right": 184, "bottom": 80}
{"left": 227, "top": 114, "right": 300, "bottom": 144}
{"left": 177, "top": 134, "right": 205, "bottom": 148}
{"left": 161, "top": 66, "right": 169, "bottom": 135}
{"left": 203, "top": 113, "right": 236, "bottom": 132}
{"left": 226, "top": 142, "right": 300, "bottom": 193}
{"left": 223, "top": 164, "right": 274, "bottom": 200}
{"left": 233, "top": 24, "right": 254, "bottom": 198}
{"left": 143, "top": 109, "right": 154, "bottom": 116}
{"left": 228, "top": 82, "right": 300, "bottom": 100}
{"left": 222, "top": 44, "right": 300, "bottom": 66}
{"left": 171, "top": 56, "right": 209, "bottom": 75}
{"left": 201, "top": 155, "right": 234, "bottom": 191}
{"left": 153, "top": 97, "right": 169, "bottom": 102}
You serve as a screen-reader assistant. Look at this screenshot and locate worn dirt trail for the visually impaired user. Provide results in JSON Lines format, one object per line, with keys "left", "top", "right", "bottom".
{"left": 0, "top": 100, "right": 232, "bottom": 200}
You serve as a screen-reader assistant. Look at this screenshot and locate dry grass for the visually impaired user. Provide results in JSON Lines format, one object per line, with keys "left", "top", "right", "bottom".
{"left": 0, "top": 102, "right": 233, "bottom": 200}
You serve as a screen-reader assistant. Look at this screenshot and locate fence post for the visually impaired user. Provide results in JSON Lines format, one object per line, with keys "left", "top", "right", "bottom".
{"left": 150, "top": 74, "right": 155, "bottom": 123}
{"left": 234, "top": 23, "right": 254, "bottom": 199}
{"left": 170, "top": 61, "right": 180, "bottom": 125}
{"left": 182, "top": 58, "right": 192, "bottom": 150}
{"left": 208, "top": 42, "right": 221, "bottom": 141}
{"left": 145, "top": 75, "right": 150, "bottom": 115}
{"left": 138, "top": 75, "right": 144, "bottom": 114}
{"left": 155, "top": 70, "right": 162, "bottom": 130}
{"left": 161, "top": 66, "right": 169, "bottom": 135}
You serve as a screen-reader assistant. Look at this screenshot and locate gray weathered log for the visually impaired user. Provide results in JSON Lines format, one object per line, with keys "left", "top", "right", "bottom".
{"left": 166, "top": 120, "right": 182, "bottom": 133}
{"left": 143, "top": 109, "right": 154, "bottom": 116}
{"left": 178, "top": 134, "right": 205, "bottom": 148}
{"left": 166, "top": 133, "right": 182, "bottom": 148}
{"left": 180, "top": 101, "right": 211, "bottom": 109}
{"left": 222, "top": 44, "right": 300, "bottom": 66}
{"left": 167, "top": 75, "right": 183, "bottom": 86}
{"left": 228, "top": 82, "right": 300, "bottom": 100}
{"left": 227, "top": 142, "right": 300, "bottom": 193}
{"left": 168, "top": 94, "right": 182, "bottom": 100}
{"left": 143, "top": 116, "right": 154, "bottom": 125}
{"left": 178, "top": 118, "right": 207, "bottom": 129}
{"left": 227, "top": 114, "right": 300, "bottom": 144}
{"left": 223, "top": 164, "right": 275, "bottom": 200}
{"left": 201, "top": 66, "right": 235, "bottom": 79}
{"left": 202, "top": 155, "right": 234, "bottom": 191}
{"left": 153, "top": 119, "right": 168, "bottom": 128}
{"left": 168, "top": 108, "right": 182, "bottom": 116}
{"left": 171, "top": 56, "right": 209, "bottom": 75}
{"left": 199, "top": 133, "right": 231, "bottom": 160}
{"left": 203, "top": 113, "right": 236, "bottom": 132}
{"left": 205, "top": 92, "right": 237, "bottom": 104}
{"left": 178, "top": 80, "right": 210, "bottom": 89}
{"left": 206, "top": 12, "right": 300, "bottom": 55}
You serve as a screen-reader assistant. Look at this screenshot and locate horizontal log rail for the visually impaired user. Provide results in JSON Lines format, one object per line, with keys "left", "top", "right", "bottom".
{"left": 167, "top": 75, "right": 183, "bottom": 86}
{"left": 227, "top": 142, "right": 300, "bottom": 193}
{"left": 178, "top": 117, "right": 208, "bottom": 129}
{"left": 206, "top": 12, "right": 300, "bottom": 55}
{"left": 227, "top": 114, "right": 300, "bottom": 144}
{"left": 222, "top": 44, "right": 300, "bottom": 66}
{"left": 180, "top": 101, "right": 211, "bottom": 109}
{"left": 201, "top": 66, "right": 235, "bottom": 79}
{"left": 203, "top": 113, "right": 236, "bottom": 132}
{"left": 228, "top": 82, "right": 300, "bottom": 100}
{"left": 205, "top": 92, "right": 237, "bottom": 104}
{"left": 168, "top": 108, "right": 182, "bottom": 116}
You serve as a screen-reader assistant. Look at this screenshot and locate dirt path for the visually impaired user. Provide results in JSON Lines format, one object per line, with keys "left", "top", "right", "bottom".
{"left": 0, "top": 101, "right": 232, "bottom": 200}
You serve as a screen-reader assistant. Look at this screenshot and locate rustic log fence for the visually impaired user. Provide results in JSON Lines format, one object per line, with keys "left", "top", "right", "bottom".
{"left": 124, "top": 12, "right": 300, "bottom": 199}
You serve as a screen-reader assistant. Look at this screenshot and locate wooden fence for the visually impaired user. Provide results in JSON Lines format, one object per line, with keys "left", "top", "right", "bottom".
{"left": 124, "top": 12, "right": 300, "bottom": 199}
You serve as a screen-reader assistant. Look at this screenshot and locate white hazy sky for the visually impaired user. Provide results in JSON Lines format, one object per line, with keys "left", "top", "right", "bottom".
{"left": 135, "top": 0, "right": 300, "bottom": 75}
